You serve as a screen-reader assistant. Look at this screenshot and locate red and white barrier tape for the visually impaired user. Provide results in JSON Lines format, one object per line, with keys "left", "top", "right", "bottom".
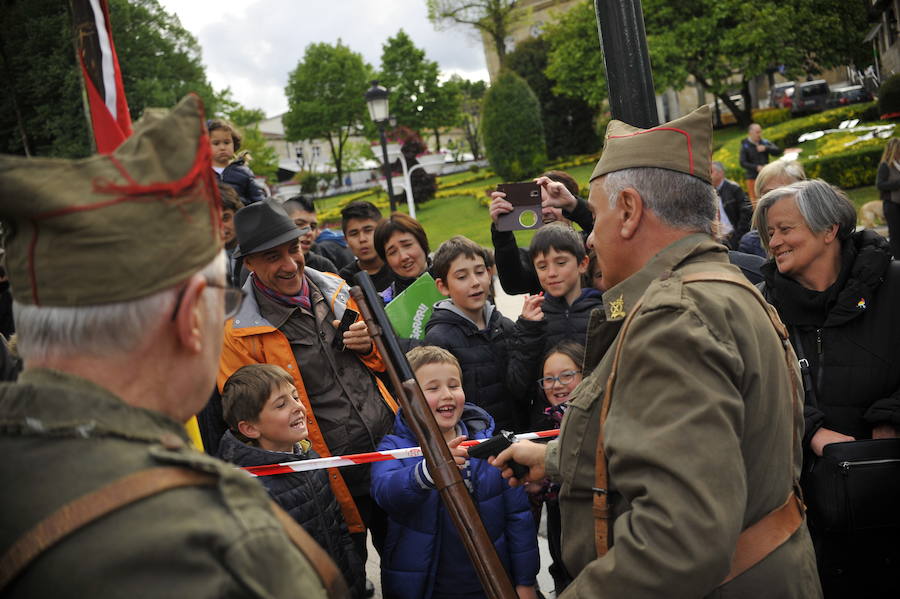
{"left": 242, "top": 429, "right": 560, "bottom": 477}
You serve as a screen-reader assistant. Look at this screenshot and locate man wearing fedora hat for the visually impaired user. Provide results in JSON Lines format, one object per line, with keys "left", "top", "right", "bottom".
{"left": 0, "top": 96, "right": 338, "bottom": 596}
{"left": 493, "top": 106, "right": 821, "bottom": 598}
{"left": 220, "top": 199, "right": 397, "bottom": 563}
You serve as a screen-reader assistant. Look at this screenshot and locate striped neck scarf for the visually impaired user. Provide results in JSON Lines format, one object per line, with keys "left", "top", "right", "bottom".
{"left": 252, "top": 273, "right": 311, "bottom": 310}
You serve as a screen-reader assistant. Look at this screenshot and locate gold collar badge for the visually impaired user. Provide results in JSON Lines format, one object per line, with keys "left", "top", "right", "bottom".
{"left": 609, "top": 295, "right": 626, "bottom": 319}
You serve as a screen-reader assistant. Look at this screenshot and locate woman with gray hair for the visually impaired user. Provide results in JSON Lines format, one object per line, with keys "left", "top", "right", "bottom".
{"left": 754, "top": 179, "right": 900, "bottom": 597}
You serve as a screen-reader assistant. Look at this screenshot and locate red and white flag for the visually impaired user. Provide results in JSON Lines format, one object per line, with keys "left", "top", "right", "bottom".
{"left": 73, "top": 0, "right": 132, "bottom": 153}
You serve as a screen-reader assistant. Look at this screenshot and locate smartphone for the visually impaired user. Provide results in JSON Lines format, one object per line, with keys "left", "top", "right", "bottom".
{"left": 332, "top": 308, "right": 360, "bottom": 350}
{"left": 495, "top": 182, "right": 543, "bottom": 232}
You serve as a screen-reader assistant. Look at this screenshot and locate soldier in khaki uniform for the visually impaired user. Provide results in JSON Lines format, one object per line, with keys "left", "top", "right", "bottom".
{"left": 0, "top": 96, "right": 340, "bottom": 597}
{"left": 495, "top": 106, "right": 821, "bottom": 598}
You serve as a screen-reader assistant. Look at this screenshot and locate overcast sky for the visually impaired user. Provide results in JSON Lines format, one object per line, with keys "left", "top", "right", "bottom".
{"left": 155, "top": 0, "right": 490, "bottom": 118}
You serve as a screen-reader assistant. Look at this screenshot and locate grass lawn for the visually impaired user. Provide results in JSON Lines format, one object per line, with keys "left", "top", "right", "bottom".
{"left": 312, "top": 149, "right": 883, "bottom": 250}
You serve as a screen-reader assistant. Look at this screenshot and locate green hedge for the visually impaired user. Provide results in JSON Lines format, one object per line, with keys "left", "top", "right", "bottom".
{"left": 714, "top": 102, "right": 885, "bottom": 185}
{"left": 803, "top": 145, "right": 884, "bottom": 190}
{"left": 752, "top": 107, "right": 792, "bottom": 127}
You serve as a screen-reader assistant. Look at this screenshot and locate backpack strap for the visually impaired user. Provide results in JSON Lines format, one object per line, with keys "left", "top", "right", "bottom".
{"left": 593, "top": 270, "right": 804, "bottom": 583}
{"left": 0, "top": 466, "right": 348, "bottom": 598}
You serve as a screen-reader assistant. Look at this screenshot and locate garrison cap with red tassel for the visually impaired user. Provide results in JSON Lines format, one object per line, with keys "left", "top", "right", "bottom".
{"left": 0, "top": 94, "right": 223, "bottom": 307}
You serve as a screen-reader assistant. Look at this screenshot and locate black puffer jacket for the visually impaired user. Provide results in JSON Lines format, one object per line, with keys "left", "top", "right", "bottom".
{"left": 423, "top": 301, "right": 528, "bottom": 430}
{"left": 514, "top": 288, "right": 603, "bottom": 425}
{"left": 216, "top": 431, "right": 366, "bottom": 598}
{"left": 761, "top": 230, "right": 900, "bottom": 446}
{"left": 219, "top": 159, "right": 266, "bottom": 205}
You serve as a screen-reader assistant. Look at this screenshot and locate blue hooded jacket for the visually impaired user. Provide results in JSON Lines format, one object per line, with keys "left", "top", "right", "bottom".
{"left": 371, "top": 404, "right": 539, "bottom": 599}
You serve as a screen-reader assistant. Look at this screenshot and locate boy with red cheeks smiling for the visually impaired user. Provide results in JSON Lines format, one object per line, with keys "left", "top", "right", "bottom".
{"left": 424, "top": 236, "right": 530, "bottom": 431}
{"left": 371, "top": 347, "right": 539, "bottom": 599}
{"left": 216, "top": 364, "right": 366, "bottom": 598}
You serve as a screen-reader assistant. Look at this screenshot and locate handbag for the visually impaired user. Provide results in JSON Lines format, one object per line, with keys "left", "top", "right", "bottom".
{"left": 793, "top": 329, "right": 900, "bottom": 532}
{"left": 806, "top": 438, "right": 900, "bottom": 532}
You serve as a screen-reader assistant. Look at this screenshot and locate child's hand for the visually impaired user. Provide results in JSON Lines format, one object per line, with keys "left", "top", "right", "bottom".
{"left": 448, "top": 435, "right": 468, "bottom": 469}
{"left": 519, "top": 293, "right": 545, "bottom": 321}
{"left": 534, "top": 175, "right": 578, "bottom": 212}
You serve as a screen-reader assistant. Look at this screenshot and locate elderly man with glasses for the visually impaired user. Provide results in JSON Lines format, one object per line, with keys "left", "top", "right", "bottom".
{"left": 0, "top": 96, "right": 338, "bottom": 597}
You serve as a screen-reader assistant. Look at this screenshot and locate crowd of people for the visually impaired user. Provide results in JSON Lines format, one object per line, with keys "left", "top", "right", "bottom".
{"left": 1, "top": 95, "right": 898, "bottom": 599}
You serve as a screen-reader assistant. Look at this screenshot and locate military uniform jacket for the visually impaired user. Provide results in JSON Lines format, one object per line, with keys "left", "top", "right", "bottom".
{"left": 544, "top": 235, "right": 821, "bottom": 599}
{"left": 0, "top": 369, "right": 328, "bottom": 598}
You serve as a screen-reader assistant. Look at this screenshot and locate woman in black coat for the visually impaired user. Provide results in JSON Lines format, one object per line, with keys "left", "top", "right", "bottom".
{"left": 755, "top": 179, "right": 900, "bottom": 598}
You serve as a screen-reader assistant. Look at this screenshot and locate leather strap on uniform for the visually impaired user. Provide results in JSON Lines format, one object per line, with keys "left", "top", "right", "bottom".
{"left": 592, "top": 269, "right": 805, "bottom": 577}
{"left": 268, "top": 500, "right": 350, "bottom": 599}
{"left": 593, "top": 296, "right": 645, "bottom": 557}
{"left": 0, "top": 467, "right": 217, "bottom": 591}
{"left": 722, "top": 490, "right": 804, "bottom": 584}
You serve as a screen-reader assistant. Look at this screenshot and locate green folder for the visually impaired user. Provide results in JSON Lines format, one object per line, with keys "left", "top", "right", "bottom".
{"left": 384, "top": 273, "right": 445, "bottom": 339}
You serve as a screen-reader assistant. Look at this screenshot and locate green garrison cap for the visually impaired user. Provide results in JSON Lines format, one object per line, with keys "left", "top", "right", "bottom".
{"left": 0, "top": 94, "right": 223, "bottom": 307}
{"left": 590, "top": 105, "right": 713, "bottom": 184}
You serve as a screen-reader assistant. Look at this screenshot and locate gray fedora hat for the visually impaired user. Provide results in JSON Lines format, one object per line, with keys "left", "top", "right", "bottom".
{"left": 232, "top": 200, "right": 305, "bottom": 258}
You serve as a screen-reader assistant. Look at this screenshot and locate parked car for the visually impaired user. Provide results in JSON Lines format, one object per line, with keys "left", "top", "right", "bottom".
{"left": 791, "top": 80, "right": 830, "bottom": 115}
{"left": 826, "top": 85, "right": 873, "bottom": 108}
{"left": 770, "top": 82, "right": 795, "bottom": 109}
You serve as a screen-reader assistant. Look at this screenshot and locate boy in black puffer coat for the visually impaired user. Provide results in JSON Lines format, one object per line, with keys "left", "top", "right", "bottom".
{"left": 217, "top": 364, "right": 366, "bottom": 598}
{"left": 515, "top": 224, "right": 603, "bottom": 426}
{"left": 424, "top": 236, "right": 532, "bottom": 431}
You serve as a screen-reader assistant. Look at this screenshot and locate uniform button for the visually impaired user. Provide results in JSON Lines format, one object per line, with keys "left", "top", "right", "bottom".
{"left": 338, "top": 368, "right": 345, "bottom": 376}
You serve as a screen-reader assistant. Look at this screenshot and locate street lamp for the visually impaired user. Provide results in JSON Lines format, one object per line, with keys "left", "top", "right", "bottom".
{"left": 365, "top": 80, "right": 396, "bottom": 212}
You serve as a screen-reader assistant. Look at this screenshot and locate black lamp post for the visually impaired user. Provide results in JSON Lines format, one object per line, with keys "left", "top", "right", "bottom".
{"left": 365, "top": 81, "right": 396, "bottom": 212}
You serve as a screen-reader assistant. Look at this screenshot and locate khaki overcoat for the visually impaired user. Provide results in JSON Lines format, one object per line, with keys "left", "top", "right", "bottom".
{"left": 545, "top": 235, "right": 821, "bottom": 598}
{"left": 0, "top": 368, "right": 329, "bottom": 598}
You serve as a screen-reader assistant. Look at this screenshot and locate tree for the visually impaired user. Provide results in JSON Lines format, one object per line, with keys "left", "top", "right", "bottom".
{"left": 642, "top": 0, "right": 870, "bottom": 127}
{"left": 284, "top": 41, "right": 371, "bottom": 185}
{"left": 481, "top": 70, "right": 546, "bottom": 180}
{"left": 426, "top": 0, "right": 521, "bottom": 69}
{"left": 543, "top": 1, "right": 607, "bottom": 109}
{"left": 446, "top": 75, "right": 486, "bottom": 160}
{"left": 506, "top": 36, "right": 600, "bottom": 159}
{"left": 543, "top": 0, "right": 870, "bottom": 129}
{"left": 109, "top": 0, "right": 218, "bottom": 120}
{"left": 0, "top": 0, "right": 220, "bottom": 158}
{"left": 378, "top": 29, "right": 459, "bottom": 150}
{"left": 0, "top": 0, "right": 91, "bottom": 157}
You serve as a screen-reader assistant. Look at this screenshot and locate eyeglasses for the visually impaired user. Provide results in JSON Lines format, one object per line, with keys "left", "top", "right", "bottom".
{"left": 206, "top": 280, "right": 246, "bottom": 320}
{"left": 537, "top": 370, "right": 581, "bottom": 389}
{"left": 170, "top": 278, "right": 246, "bottom": 322}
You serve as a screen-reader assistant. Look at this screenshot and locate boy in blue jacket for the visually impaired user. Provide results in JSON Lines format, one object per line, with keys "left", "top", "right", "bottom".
{"left": 371, "top": 346, "right": 539, "bottom": 599}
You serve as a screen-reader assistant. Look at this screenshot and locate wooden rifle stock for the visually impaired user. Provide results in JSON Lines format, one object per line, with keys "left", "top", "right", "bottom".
{"left": 350, "top": 272, "right": 517, "bottom": 599}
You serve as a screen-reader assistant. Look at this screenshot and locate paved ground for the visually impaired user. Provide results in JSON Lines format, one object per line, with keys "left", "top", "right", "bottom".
{"left": 364, "top": 281, "right": 551, "bottom": 598}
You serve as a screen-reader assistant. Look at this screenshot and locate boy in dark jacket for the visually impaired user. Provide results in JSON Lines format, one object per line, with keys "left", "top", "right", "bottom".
{"left": 516, "top": 224, "right": 602, "bottom": 425}
{"left": 371, "top": 346, "right": 539, "bottom": 599}
{"left": 424, "top": 236, "right": 529, "bottom": 430}
{"left": 216, "top": 364, "right": 366, "bottom": 598}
